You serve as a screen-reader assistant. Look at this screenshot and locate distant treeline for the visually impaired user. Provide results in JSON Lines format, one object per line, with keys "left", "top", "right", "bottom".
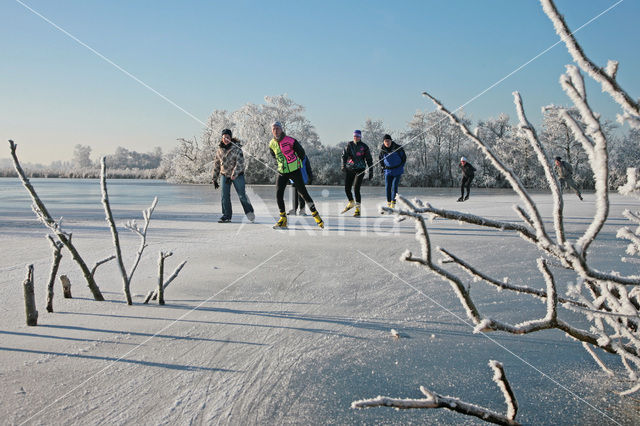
{"left": 0, "top": 145, "right": 167, "bottom": 179}
{"left": 0, "top": 167, "right": 166, "bottom": 179}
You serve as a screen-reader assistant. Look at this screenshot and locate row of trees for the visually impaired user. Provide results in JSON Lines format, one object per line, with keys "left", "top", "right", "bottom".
{"left": 167, "top": 94, "right": 637, "bottom": 189}
{"left": 0, "top": 145, "right": 167, "bottom": 179}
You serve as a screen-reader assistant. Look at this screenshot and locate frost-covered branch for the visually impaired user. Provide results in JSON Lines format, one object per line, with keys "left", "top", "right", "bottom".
{"left": 9, "top": 140, "right": 104, "bottom": 301}
{"left": 489, "top": 360, "right": 518, "bottom": 421}
{"left": 440, "top": 247, "right": 585, "bottom": 308}
{"left": 422, "top": 91, "right": 553, "bottom": 249}
{"left": 100, "top": 157, "right": 132, "bottom": 305}
{"left": 540, "top": 0, "right": 640, "bottom": 128}
{"left": 45, "top": 235, "right": 63, "bottom": 313}
{"left": 618, "top": 168, "right": 640, "bottom": 197}
{"left": 89, "top": 255, "right": 116, "bottom": 277}
{"left": 124, "top": 197, "right": 158, "bottom": 283}
{"left": 559, "top": 67, "right": 609, "bottom": 256}
{"left": 352, "top": 361, "right": 520, "bottom": 425}
{"left": 513, "top": 92, "right": 566, "bottom": 246}
{"left": 144, "top": 257, "right": 187, "bottom": 304}
{"left": 101, "top": 158, "right": 161, "bottom": 305}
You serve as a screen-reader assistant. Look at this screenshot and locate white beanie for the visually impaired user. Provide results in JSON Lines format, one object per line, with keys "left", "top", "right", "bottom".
{"left": 461, "top": 156, "right": 467, "bottom": 162}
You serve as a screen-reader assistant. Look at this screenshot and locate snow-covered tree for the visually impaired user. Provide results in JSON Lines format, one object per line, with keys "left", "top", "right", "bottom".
{"left": 354, "top": 0, "right": 640, "bottom": 422}
{"left": 167, "top": 95, "right": 320, "bottom": 184}
{"left": 72, "top": 144, "right": 92, "bottom": 168}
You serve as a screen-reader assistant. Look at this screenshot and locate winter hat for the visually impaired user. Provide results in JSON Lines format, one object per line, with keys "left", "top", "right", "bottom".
{"left": 272, "top": 121, "right": 282, "bottom": 128}
{"left": 221, "top": 129, "right": 232, "bottom": 137}
{"left": 555, "top": 156, "right": 562, "bottom": 161}
{"left": 353, "top": 130, "right": 362, "bottom": 137}
{"left": 460, "top": 156, "right": 467, "bottom": 163}
{"left": 383, "top": 134, "right": 392, "bottom": 141}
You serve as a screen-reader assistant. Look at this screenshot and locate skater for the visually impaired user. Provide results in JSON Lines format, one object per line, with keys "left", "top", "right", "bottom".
{"left": 211, "top": 129, "right": 255, "bottom": 223}
{"left": 341, "top": 129, "right": 373, "bottom": 217}
{"left": 379, "top": 134, "right": 406, "bottom": 209}
{"left": 288, "top": 155, "right": 313, "bottom": 216}
{"left": 458, "top": 156, "right": 476, "bottom": 202}
{"left": 554, "top": 156, "right": 583, "bottom": 200}
{"left": 269, "top": 121, "right": 324, "bottom": 229}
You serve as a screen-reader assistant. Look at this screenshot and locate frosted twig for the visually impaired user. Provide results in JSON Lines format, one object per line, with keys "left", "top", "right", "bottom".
{"left": 581, "top": 342, "right": 615, "bottom": 377}
{"left": 422, "top": 91, "right": 553, "bottom": 249}
{"left": 513, "top": 92, "right": 566, "bottom": 247}
{"left": 540, "top": 0, "right": 640, "bottom": 128}
{"left": 9, "top": 140, "right": 104, "bottom": 301}
{"left": 352, "top": 362, "right": 520, "bottom": 425}
{"left": 145, "top": 259, "right": 187, "bottom": 303}
{"left": 489, "top": 360, "right": 518, "bottom": 420}
{"left": 440, "top": 247, "right": 584, "bottom": 307}
{"left": 45, "top": 235, "right": 63, "bottom": 313}
{"left": 100, "top": 157, "right": 132, "bottom": 305}
{"left": 90, "top": 255, "right": 116, "bottom": 277}
{"left": 559, "top": 67, "right": 609, "bottom": 257}
{"left": 124, "top": 197, "right": 158, "bottom": 283}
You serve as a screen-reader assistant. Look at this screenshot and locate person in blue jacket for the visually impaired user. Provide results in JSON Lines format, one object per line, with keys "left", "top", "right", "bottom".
{"left": 288, "top": 156, "right": 313, "bottom": 215}
{"left": 379, "top": 134, "right": 406, "bottom": 209}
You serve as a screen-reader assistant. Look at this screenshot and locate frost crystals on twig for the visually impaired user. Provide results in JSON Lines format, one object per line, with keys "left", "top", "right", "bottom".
{"left": 9, "top": 140, "right": 104, "bottom": 301}
{"left": 352, "top": 360, "right": 519, "bottom": 425}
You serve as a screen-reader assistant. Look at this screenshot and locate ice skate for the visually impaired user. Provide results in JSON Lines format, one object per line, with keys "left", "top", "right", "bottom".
{"left": 463, "top": 194, "right": 469, "bottom": 201}
{"left": 312, "top": 211, "right": 324, "bottom": 228}
{"left": 218, "top": 216, "right": 231, "bottom": 223}
{"left": 341, "top": 200, "right": 355, "bottom": 213}
{"left": 246, "top": 212, "right": 255, "bottom": 222}
{"left": 457, "top": 196, "right": 464, "bottom": 202}
{"left": 353, "top": 203, "right": 361, "bottom": 217}
{"left": 273, "top": 212, "right": 287, "bottom": 229}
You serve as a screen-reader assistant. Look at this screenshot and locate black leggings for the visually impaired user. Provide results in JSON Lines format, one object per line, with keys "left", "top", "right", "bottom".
{"left": 461, "top": 175, "right": 473, "bottom": 197}
{"left": 277, "top": 169, "right": 316, "bottom": 213}
{"left": 344, "top": 170, "right": 365, "bottom": 203}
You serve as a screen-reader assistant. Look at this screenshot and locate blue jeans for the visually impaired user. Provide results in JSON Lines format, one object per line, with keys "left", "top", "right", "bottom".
{"left": 221, "top": 174, "right": 254, "bottom": 219}
{"left": 385, "top": 174, "right": 401, "bottom": 202}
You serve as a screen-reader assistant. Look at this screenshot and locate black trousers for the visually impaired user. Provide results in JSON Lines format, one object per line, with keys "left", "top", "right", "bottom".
{"left": 276, "top": 169, "right": 316, "bottom": 213}
{"left": 344, "top": 169, "right": 365, "bottom": 203}
{"left": 461, "top": 175, "right": 473, "bottom": 197}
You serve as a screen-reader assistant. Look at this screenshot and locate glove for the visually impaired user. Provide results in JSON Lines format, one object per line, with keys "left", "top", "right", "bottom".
{"left": 213, "top": 180, "right": 219, "bottom": 189}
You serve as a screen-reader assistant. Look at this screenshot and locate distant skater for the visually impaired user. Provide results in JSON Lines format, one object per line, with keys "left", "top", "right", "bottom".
{"left": 554, "top": 156, "right": 583, "bottom": 200}
{"left": 341, "top": 130, "right": 373, "bottom": 217}
{"left": 211, "top": 129, "right": 255, "bottom": 223}
{"left": 458, "top": 156, "right": 476, "bottom": 202}
{"left": 379, "top": 134, "right": 406, "bottom": 209}
{"left": 288, "top": 155, "right": 313, "bottom": 216}
{"left": 269, "top": 121, "right": 324, "bottom": 229}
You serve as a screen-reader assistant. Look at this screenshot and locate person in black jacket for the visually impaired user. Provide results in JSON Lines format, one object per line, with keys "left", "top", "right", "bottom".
{"left": 341, "top": 130, "right": 373, "bottom": 217}
{"left": 458, "top": 156, "right": 476, "bottom": 202}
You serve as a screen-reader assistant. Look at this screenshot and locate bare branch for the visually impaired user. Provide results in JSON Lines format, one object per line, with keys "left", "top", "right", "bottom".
{"left": 540, "top": 0, "right": 640, "bottom": 128}
{"left": 352, "top": 363, "right": 520, "bottom": 425}
{"left": 9, "top": 140, "right": 104, "bottom": 301}
{"left": 45, "top": 235, "right": 63, "bottom": 313}
{"left": 100, "top": 157, "right": 131, "bottom": 305}
{"left": 513, "top": 92, "right": 566, "bottom": 246}
{"left": 489, "top": 360, "right": 518, "bottom": 420}
{"left": 422, "top": 91, "right": 553, "bottom": 248}
{"left": 90, "top": 255, "right": 116, "bottom": 277}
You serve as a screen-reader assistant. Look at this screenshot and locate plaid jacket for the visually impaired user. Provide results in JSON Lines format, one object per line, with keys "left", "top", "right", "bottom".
{"left": 212, "top": 140, "right": 246, "bottom": 180}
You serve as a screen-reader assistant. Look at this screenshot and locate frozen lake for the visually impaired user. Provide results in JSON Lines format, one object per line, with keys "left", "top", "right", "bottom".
{"left": 0, "top": 178, "right": 638, "bottom": 425}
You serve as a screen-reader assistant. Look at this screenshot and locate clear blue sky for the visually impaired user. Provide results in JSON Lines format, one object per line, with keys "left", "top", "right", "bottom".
{"left": 1, "top": 0, "right": 639, "bottom": 164}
